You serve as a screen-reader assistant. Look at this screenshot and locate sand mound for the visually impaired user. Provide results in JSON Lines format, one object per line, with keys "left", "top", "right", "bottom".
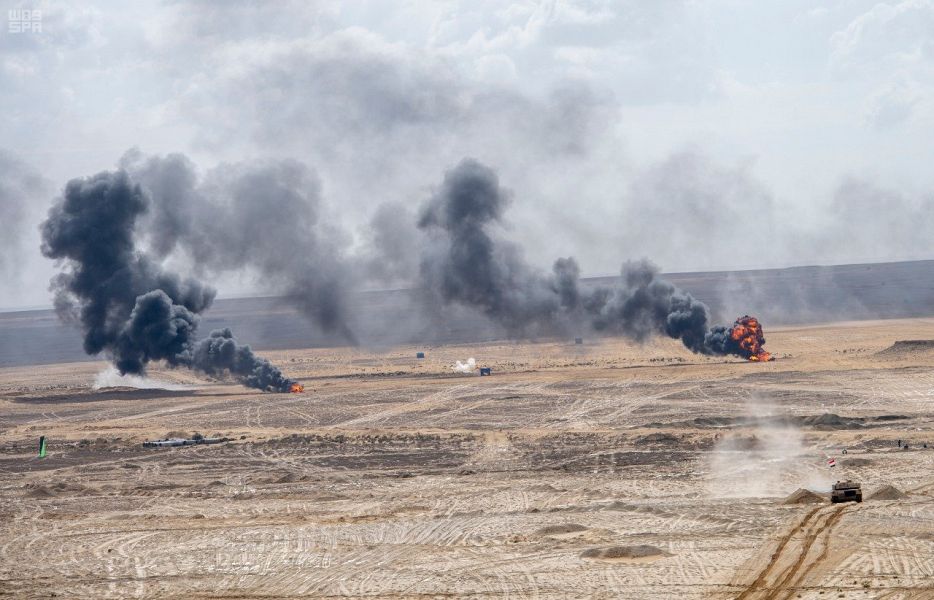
{"left": 581, "top": 545, "right": 669, "bottom": 562}
{"left": 841, "top": 457, "right": 874, "bottom": 467}
{"left": 876, "top": 340, "right": 934, "bottom": 357}
{"left": 783, "top": 488, "right": 826, "bottom": 504}
{"left": 537, "top": 523, "right": 588, "bottom": 536}
{"left": 868, "top": 485, "right": 907, "bottom": 500}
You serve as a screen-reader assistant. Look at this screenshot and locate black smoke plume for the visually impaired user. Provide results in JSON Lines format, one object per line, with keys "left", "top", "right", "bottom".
{"left": 588, "top": 259, "right": 715, "bottom": 354}
{"left": 40, "top": 170, "right": 296, "bottom": 391}
{"left": 417, "top": 159, "right": 579, "bottom": 336}
{"left": 417, "top": 159, "right": 754, "bottom": 358}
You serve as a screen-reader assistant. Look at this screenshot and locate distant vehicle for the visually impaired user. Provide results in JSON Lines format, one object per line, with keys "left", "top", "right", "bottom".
{"left": 831, "top": 480, "right": 862, "bottom": 503}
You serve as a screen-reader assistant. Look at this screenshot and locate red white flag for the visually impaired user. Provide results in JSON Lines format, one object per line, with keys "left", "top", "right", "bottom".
{"left": 827, "top": 457, "right": 836, "bottom": 468}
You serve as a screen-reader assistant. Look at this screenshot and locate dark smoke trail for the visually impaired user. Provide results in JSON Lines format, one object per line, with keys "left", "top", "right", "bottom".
{"left": 417, "top": 159, "right": 578, "bottom": 337}
{"left": 417, "top": 158, "right": 756, "bottom": 358}
{"left": 587, "top": 259, "right": 715, "bottom": 355}
{"left": 40, "top": 170, "right": 296, "bottom": 392}
{"left": 188, "top": 328, "right": 295, "bottom": 391}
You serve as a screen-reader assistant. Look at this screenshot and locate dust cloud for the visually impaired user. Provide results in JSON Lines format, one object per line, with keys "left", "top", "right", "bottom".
{"left": 706, "top": 395, "right": 832, "bottom": 497}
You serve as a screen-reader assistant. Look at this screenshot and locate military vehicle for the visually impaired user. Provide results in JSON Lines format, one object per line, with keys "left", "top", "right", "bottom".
{"left": 831, "top": 480, "right": 862, "bottom": 503}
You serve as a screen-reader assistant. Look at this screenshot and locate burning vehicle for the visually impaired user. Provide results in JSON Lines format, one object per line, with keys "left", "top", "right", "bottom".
{"left": 728, "top": 315, "right": 774, "bottom": 362}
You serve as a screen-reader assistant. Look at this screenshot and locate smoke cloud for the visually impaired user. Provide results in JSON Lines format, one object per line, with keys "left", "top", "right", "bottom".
{"left": 417, "top": 159, "right": 757, "bottom": 358}
{"left": 119, "top": 151, "right": 358, "bottom": 343}
{"left": 360, "top": 201, "right": 419, "bottom": 288}
{"left": 453, "top": 357, "right": 476, "bottom": 374}
{"left": 707, "top": 396, "right": 831, "bottom": 498}
{"left": 40, "top": 170, "right": 296, "bottom": 391}
{"left": 0, "top": 150, "right": 46, "bottom": 279}
{"left": 40, "top": 153, "right": 767, "bottom": 362}
{"left": 417, "top": 159, "right": 582, "bottom": 337}
{"left": 93, "top": 366, "right": 192, "bottom": 391}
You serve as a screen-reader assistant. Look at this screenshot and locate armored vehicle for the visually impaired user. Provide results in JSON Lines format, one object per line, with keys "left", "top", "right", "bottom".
{"left": 831, "top": 480, "right": 862, "bottom": 503}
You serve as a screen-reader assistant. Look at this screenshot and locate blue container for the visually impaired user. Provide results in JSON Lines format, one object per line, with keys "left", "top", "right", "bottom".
{"left": 416, "top": 352, "right": 425, "bottom": 359}
{"left": 479, "top": 367, "right": 492, "bottom": 376}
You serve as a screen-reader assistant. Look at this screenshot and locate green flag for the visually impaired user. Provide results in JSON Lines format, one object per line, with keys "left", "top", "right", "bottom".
{"left": 38, "top": 436, "right": 46, "bottom": 458}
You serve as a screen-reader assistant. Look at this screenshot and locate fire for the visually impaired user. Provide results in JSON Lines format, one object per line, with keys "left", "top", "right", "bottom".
{"left": 290, "top": 382, "right": 304, "bottom": 393}
{"left": 729, "top": 315, "right": 774, "bottom": 362}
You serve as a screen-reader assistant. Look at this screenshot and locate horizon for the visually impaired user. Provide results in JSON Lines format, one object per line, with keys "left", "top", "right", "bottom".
{"left": 3, "top": 255, "right": 931, "bottom": 314}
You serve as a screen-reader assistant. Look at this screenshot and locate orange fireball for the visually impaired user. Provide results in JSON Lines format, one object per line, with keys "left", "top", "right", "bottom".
{"left": 290, "top": 383, "right": 304, "bottom": 393}
{"left": 729, "top": 315, "right": 774, "bottom": 362}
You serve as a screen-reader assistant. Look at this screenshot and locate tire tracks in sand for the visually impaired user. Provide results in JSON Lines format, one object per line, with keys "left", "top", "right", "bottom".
{"left": 734, "top": 503, "right": 852, "bottom": 600}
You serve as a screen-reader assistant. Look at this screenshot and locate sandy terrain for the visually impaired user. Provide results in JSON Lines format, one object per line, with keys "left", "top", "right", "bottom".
{"left": 3, "top": 319, "right": 934, "bottom": 598}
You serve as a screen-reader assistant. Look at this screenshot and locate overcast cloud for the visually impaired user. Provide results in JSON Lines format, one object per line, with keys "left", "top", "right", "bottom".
{"left": 2, "top": 0, "right": 934, "bottom": 309}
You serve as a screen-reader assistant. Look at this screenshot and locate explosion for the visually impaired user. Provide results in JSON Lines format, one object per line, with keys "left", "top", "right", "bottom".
{"left": 729, "top": 315, "right": 773, "bottom": 362}
{"left": 290, "top": 383, "right": 305, "bottom": 393}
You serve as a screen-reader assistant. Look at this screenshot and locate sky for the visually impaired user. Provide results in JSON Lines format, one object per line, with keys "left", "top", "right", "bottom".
{"left": 2, "top": 0, "right": 934, "bottom": 310}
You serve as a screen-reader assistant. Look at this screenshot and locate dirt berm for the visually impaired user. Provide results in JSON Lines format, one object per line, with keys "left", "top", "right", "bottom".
{"left": 867, "top": 485, "right": 907, "bottom": 500}
{"left": 783, "top": 488, "right": 826, "bottom": 504}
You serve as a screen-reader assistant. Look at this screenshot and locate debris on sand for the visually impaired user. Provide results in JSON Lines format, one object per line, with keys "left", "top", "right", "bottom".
{"left": 868, "top": 485, "right": 907, "bottom": 500}
{"left": 580, "top": 545, "right": 670, "bottom": 562}
{"left": 536, "top": 523, "right": 588, "bottom": 537}
{"left": 782, "top": 488, "right": 826, "bottom": 504}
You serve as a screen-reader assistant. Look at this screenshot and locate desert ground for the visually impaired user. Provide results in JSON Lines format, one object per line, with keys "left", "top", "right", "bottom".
{"left": 3, "top": 319, "right": 934, "bottom": 598}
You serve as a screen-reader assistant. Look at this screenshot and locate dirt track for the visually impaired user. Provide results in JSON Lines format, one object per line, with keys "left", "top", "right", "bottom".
{"left": 734, "top": 505, "right": 851, "bottom": 600}
{"left": 3, "top": 319, "right": 934, "bottom": 598}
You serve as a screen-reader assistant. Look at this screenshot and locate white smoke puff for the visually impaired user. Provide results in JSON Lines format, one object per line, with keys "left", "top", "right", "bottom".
{"left": 706, "top": 395, "right": 832, "bottom": 498}
{"left": 93, "top": 366, "right": 191, "bottom": 391}
{"left": 453, "top": 358, "right": 477, "bottom": 374}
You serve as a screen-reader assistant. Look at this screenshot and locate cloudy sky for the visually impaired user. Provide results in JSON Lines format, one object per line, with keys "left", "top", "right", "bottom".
{"left": 2, "top": 0, "right": 933, "bottom": 309}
